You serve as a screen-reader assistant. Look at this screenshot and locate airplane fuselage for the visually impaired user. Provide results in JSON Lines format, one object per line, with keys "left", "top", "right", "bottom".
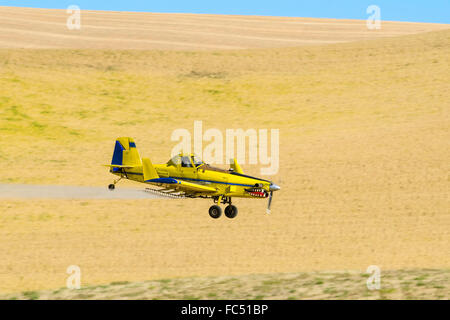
{"left": 111, "top": 163, "right": 271, "bottom": 198}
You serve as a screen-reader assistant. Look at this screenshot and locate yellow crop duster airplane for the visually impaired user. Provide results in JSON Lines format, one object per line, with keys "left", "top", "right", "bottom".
{"left": 105, "top": 137, "right": 280, "bottom": 219}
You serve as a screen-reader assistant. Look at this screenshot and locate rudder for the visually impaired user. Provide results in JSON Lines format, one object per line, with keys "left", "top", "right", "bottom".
{"left": 111, "top": 137, "right": 142, "bottom": 167}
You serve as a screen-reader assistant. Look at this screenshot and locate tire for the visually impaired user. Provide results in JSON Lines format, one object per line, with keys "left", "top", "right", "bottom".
{"left": 224, "top": 205, "right": 238, "bottom": 219}
{"left": 108, "top": 184, "right": 115, "bottom": 190}
{"left": 209, "top": 205, "right": 222, "bottom": 219}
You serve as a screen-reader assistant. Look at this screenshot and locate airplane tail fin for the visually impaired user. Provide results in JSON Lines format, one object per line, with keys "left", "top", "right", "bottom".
{"left": 110, "top": 137, "right": 142, "bottom": 168}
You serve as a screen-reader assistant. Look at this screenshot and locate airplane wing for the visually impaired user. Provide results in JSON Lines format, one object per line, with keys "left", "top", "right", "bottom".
{"left": 145, "top": 178, "right": 216, "bottom": 193}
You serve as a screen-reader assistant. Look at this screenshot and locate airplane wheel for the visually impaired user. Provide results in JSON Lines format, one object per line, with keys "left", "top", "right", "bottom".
{"left": 108, "top": 184, "right": 115, "bottom": 191}
{"left": 209, "top": 205, "right": 222, "bottom": 219}
{"left": 224, "top": 205, "right": 238, "bottom": 219}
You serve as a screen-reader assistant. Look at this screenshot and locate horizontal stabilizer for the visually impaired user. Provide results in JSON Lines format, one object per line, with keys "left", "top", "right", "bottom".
{"left": 104, "top": 164, "right": 138, "bottom": 168}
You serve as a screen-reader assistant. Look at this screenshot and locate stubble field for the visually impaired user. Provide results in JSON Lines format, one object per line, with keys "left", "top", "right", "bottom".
{"left": 0, "top": 8, "right": 449, "bottom": 298}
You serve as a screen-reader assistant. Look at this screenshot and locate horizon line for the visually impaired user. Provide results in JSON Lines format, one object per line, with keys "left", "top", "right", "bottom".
{"left": 2, "top": 5, "right": 449, "bottom": 25}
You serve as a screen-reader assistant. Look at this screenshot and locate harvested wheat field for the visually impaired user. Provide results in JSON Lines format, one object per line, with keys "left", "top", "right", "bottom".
{"left": 0, "top": 6, "right": 449, "bottom": 50}
{"left": 0, "top": 8, "right": 449, "bottom": 298}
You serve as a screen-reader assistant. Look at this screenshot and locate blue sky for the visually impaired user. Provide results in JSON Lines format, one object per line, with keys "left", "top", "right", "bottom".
{"left": 1, "top": 0, "right": 449, "bottom": 24}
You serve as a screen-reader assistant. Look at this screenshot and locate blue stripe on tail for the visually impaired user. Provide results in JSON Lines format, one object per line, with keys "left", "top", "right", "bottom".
{"left": 111, "top": 140, "right": 125, "bottom": 165}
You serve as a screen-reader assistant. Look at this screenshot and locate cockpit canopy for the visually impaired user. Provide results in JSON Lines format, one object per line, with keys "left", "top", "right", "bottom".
{"left": 167, "top": 154, "right": 204, "bottom": 168}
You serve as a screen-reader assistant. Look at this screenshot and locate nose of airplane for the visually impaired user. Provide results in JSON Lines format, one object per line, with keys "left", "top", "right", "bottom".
{"left": 269, "top": 183, "right": 281, "bottom": 191}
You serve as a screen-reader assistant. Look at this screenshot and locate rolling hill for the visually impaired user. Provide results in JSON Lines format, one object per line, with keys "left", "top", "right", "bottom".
{"left": 0, "top": 6, "right": 448, "bottom": 50}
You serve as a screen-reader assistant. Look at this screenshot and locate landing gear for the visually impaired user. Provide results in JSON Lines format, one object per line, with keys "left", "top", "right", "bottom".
{"left": 209, "top": 196, "right": 237, "bottom": 219}
{"left": 208, "top": 205, "right": 222, "bottom": 219}
{"left": 108, "top": 177, "right": 122, "bottom": 191}
{"left": 224, "top": 205, "right": 238, "bottom": 219}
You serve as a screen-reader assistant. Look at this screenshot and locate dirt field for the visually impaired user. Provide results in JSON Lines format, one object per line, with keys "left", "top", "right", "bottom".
{"left": 0, "top": 6, "right": 449, "bottom": 50}
{"left": 2, "top": 269, "right": 448, "bottom": 300}
{"left": 0, "top": 8, "right": 449, "bottom": 297}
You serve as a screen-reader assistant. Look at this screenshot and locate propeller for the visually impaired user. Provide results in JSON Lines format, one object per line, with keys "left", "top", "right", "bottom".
{"left": 266, "top": 190, "right": 273, "bottom": 214}
{"left": 266, "top": 183, "right": 280, "bottom": 214}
